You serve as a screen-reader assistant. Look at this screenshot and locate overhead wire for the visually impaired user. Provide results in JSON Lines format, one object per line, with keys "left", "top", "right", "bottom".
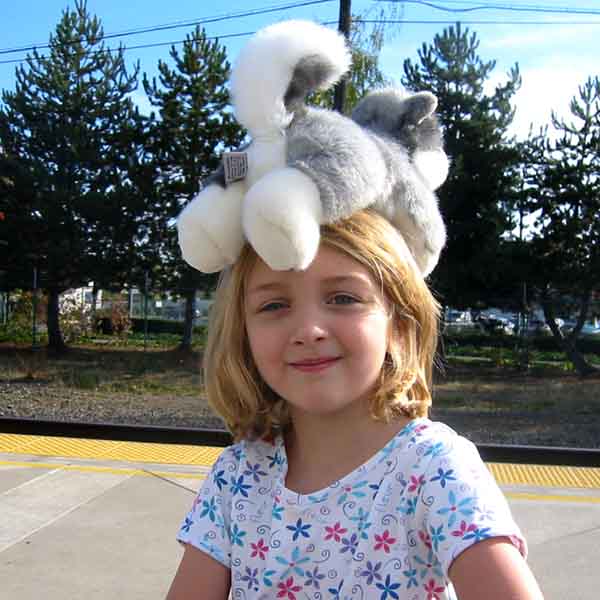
{"left": 1, "top": 0, "right": 599, "bottom": 68}
{"left": 378, "top": 0, "right": 600, "bottom": 16}
{"left": 0, "top": 0, "right": 334, "bottom": 56}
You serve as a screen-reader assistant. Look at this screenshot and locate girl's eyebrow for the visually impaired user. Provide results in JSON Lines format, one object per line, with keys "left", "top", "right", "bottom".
{"left": 247, "top": 274, "right": 372, "bottom": 296}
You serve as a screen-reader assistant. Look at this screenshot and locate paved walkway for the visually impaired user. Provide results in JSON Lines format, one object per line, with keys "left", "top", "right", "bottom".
{"left": 0, "top": 435, "right": 598, "bottom": 599}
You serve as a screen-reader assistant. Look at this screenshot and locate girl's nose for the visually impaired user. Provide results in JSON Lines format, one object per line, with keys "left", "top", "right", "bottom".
{"left": 290, "top": 309, "right": 328, "bottom": 345}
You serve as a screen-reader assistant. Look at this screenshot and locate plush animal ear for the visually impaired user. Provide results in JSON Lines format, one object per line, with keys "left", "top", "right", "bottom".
{"left": 400, "top": 91, "right": 438, "bottom": 125}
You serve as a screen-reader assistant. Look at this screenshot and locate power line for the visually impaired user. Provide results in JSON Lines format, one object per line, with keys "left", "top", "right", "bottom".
{"left": 3, "top": 15, "right": 600, "bottom": 67}
{"left": 0, "top": 0, "right": 334, "bottom": 57}
{"left": 378, "top": 0, "right": 600, "bottom": 16}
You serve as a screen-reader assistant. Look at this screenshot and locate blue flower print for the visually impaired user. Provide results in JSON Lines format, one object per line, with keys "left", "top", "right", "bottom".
{"left": 369, "top": 481, "right": 381, "bottom": 499}
{"left": 267, "top": 451, "right": 283, "bottom": 468}
{"left": 359, "top": 560, "right": 382, "bottom": 585}
{"left": 414, "top": 550, "right": 444, "bottom": 579}
{"left": 463, "top": 525, "right": 492, "bottom": 542}
{"left": 244, "top": 461, "right": 267, "bottom": 483}
{"left": 328, "top": 579, "right": 344, "bottom": 599}
{"left": 272, "top": 503, "right": 284, "bottom": 521}
{"left": 275, "top": 546, "right": 310, "bottom": 578}
{"left": 437, "top": 490, "right": 474, "bottom": 528}
{"left": 262, "top": 569, "right": 276, "bottom": 587}
{"left": 287, "top": 518, "right": 312, "bottom": 541}
{"left": 337, "top": 480, "right": 369, "bottom": 505}
{"left": 199, "top": 497, "right": 217, "bottom": 522}
{"left": 397, "top": 495, "right": 418, "bottom": 516}
{"left": 213, "top": 469, "right": 227, "bottom": 491}
{"left": 403, "top": 568, "right": 418, "bottom": 588}
{"left": 304, "top": 566, "right": 326, "bottom": 589}
{"left": 429, "top": 524, "right": 446, "bottom": 552}
{"left": 430, "top": 467, "right": 456, "bottom": 488}
{"left": 180, "top": 516, "right": 193, "bottom": 533}
{"left": 241, "top": 566, "right": 259, "bottom": 590}
{"left": 230, "top": 523, "right": 246, "bottom": 547}
{"left": 349, "top": 507, "right": 372, "bottom": 540}
{"left": 375, "top": 574, "right": 401, "bottom": 600}
{"left": 231, "top": 446, "right": 245, "bottom": 461}
{"left": 423, "top": 441, "right": 445, "bottom": 458}
{"left": 340, "top": 532, "right": 359, "bottom": 555}
{"left": 230, "top": 475, "right": 251, "bottom": 497}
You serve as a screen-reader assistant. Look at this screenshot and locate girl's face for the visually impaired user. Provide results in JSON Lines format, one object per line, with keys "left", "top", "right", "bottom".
{"left": 244, "top": 245, "right": 392, "bottom": 419}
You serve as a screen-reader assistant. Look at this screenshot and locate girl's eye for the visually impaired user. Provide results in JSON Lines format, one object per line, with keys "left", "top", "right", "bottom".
{"left": 330, "top": 294, "right": 359, "bottom": 305}
{"left": 259, "top": 301, "right": 287, "bottom": 312}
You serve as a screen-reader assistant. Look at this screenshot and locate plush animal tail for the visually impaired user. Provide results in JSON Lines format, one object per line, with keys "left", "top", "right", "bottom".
{"left": 230, "top": 20, "right": 351, "bottom": 137}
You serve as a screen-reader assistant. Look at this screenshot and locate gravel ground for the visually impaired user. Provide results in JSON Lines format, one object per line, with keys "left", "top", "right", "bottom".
{"left": 2, "top": 380, "right": 599, "bottom": 449}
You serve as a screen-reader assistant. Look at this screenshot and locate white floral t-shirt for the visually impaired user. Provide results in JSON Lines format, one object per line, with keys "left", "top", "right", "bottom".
{"left": 177, "top": 418, "right": 526, "bottom": 599}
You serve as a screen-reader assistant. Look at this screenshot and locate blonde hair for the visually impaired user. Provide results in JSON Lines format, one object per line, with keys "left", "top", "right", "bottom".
{"left": 203, "top": 209, "right": 440, "bottom": 441}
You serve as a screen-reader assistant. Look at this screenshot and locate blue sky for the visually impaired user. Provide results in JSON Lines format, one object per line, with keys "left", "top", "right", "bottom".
{"left": 1, "top": 0, "right": 599, "bottom": 139}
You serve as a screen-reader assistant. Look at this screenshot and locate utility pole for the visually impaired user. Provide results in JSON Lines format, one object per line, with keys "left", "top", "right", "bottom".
{"left": 333, "top": 0, "right": 352, "bottom": 113}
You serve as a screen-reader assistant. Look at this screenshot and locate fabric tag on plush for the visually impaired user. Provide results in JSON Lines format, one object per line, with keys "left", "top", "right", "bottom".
{"left": 223, "top": 152, "right": 248, "bottom": 185}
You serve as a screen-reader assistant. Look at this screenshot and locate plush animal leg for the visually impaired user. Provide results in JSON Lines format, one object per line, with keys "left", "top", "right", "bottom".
{"left": 177, "top": 182, "right": 245, "bottom": 273}
{"left": 243, "top": 167, "right": 322, "bottom": 271}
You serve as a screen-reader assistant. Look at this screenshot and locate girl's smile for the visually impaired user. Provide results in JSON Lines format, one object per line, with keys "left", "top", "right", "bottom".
{"left": 244, "top": 244, "right": 391, "bottom": 418}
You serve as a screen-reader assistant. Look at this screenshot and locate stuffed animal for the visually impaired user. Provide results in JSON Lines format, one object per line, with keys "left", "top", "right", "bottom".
{"left": 177, "top": 20, "right": 449, "bottom": 276}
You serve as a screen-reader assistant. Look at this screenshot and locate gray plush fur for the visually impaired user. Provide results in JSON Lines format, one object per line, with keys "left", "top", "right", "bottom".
{"left": 282, "top": 81, "right": 447, "bottom": 272}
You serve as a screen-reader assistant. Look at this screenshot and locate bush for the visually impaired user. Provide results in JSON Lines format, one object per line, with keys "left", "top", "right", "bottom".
{"left": 0, "top": 290, "right": 47, "bottom": 344}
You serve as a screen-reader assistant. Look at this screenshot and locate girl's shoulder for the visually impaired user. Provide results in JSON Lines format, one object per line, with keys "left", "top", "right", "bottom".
{"left": 392, "top": 417, "right": 483, "bottom": 472}
{"left": 214, "top": 435, "right": 286, "bottom": 471}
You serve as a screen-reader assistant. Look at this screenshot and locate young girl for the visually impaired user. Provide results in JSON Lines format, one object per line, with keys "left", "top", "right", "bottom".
{"left": 167, "top": 210, "right": 544, "bottom": 600}
{"left": 168, "top": 19, "right": 543, "bottom": 600}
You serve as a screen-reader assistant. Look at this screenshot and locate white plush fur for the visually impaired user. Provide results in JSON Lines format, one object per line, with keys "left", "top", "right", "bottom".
{"left": 177, "top": 182, "right": 245, "bottom": 273}
{"left": 231, "top": 20, "right": 350, "bottom": 136}
{"left": 413, "top": 149, "right": 450, "bottom": 191}
{"left": 243, "top": 167, "right": 323, "bottom": 270}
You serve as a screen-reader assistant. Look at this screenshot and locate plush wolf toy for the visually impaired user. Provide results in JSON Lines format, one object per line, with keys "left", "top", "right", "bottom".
{"left": 177, "top": 20, "right": 448, "bottom": 276}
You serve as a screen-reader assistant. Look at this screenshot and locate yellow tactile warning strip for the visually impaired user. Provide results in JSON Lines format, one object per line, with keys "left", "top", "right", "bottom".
{"left": 0, "top": 433, "right": 223, "bottom": 467}
{"left": 0, "top": 433, "right": 599, "bottom": 492}
{"left": 488, "top": 462, "right": 600, "bottom": 490}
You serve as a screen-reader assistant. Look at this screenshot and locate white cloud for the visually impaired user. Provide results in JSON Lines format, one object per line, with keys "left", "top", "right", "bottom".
{"left": 486, "top": 61, "right": 597, "bottom": 140}
{"left": 482, "top": 24, "right": 594, "bottom": 51}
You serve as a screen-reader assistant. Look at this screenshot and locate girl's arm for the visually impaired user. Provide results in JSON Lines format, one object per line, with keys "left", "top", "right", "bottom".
{"left": 166, "top": 544, "right": 231, "bottom": 600}
{"left": 449, "top": 537, "right": 544, "bottom": 600}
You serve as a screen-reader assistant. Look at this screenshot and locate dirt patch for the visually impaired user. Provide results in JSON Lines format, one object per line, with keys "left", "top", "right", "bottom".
{"left": 1, "top": 344, "right": 599, "bottom": 449}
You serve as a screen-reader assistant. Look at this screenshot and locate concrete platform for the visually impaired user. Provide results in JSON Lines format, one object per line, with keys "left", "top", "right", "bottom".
{"left": 0, "top": 435, "right": 598, "bottom": 599}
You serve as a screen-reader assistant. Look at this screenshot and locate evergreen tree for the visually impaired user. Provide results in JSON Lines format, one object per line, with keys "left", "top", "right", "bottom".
{"left": 524, "top": 77, "right": 600, "bottom": 376}
{"left": 143, "top": 26, "right": 244, "bottom": 351}
{"left": 402, "top": 23, "right": 522, "bottom": 309}
{"left": 0, "top": 1, "right": 143, "bottom": 352}
{"left": 311, "top": 15, "right": 390, "bottom": 112}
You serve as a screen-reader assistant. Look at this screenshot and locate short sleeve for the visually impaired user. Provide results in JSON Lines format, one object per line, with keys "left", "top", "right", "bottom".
{"left": 176, "top": 444, "right": 241, "bottom": 569}
{"left": 413, "top": 433, "right": 527, "bottom": 577}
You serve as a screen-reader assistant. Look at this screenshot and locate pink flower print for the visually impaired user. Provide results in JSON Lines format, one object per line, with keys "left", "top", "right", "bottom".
{"left": 251, "top": 538, "right": 269, "bottom": 560}
{"left": 419, "top": 529, "right": 432, "bottom": 549}
{"left": 424, "top": 579, "right": 445, "bottom": 600}
{"left": 325, "top": 521, "right": 347, "bottom": 542}
{"left": 374, "top": 529, "right": 396, "bottom": 553}
{"left": 451, "top": 520, "right": 478, "bottom": 538}
{"left": 277, "top": 576, "right": 302, "bottom": 599}
{"left": 408, "top": 474, "right": 426, "bottom": 493}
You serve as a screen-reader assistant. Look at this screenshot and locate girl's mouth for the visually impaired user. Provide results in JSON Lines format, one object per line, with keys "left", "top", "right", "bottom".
{"left": 289, "top": 357, "right": 341, "bottom": 372}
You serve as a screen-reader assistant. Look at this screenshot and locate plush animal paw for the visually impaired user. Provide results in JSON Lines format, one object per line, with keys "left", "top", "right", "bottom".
{"left": 243, "top": 167, "right": 322, "bottom": 270}
{"left": 177, "top": 182, "right": 245, "bottom": 273}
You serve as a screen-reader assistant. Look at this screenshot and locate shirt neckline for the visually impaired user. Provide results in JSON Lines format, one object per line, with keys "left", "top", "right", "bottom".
{"left": 275, "top": 417, "right": 428, "bottom": 506}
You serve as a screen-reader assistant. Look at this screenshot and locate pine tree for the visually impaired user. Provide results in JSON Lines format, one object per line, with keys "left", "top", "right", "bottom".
{"left": 0, "top": 1, "right": 143, "bottom": 352}
{"left": 525, "top": 77, "right": 600, "bottom": 376}
{"left": 143, "top": 26, "right": 244, "bottom": 351}
{"left": 311, "top": 15, "right": 390, "bottom": 112}
{"left": 402, "top": 23, "right": 522, "bottom": 309}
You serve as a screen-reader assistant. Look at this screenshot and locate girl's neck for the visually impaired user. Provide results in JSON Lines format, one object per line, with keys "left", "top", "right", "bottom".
{"left": 283, "top": 403, "right": 411, "bottom": 495}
